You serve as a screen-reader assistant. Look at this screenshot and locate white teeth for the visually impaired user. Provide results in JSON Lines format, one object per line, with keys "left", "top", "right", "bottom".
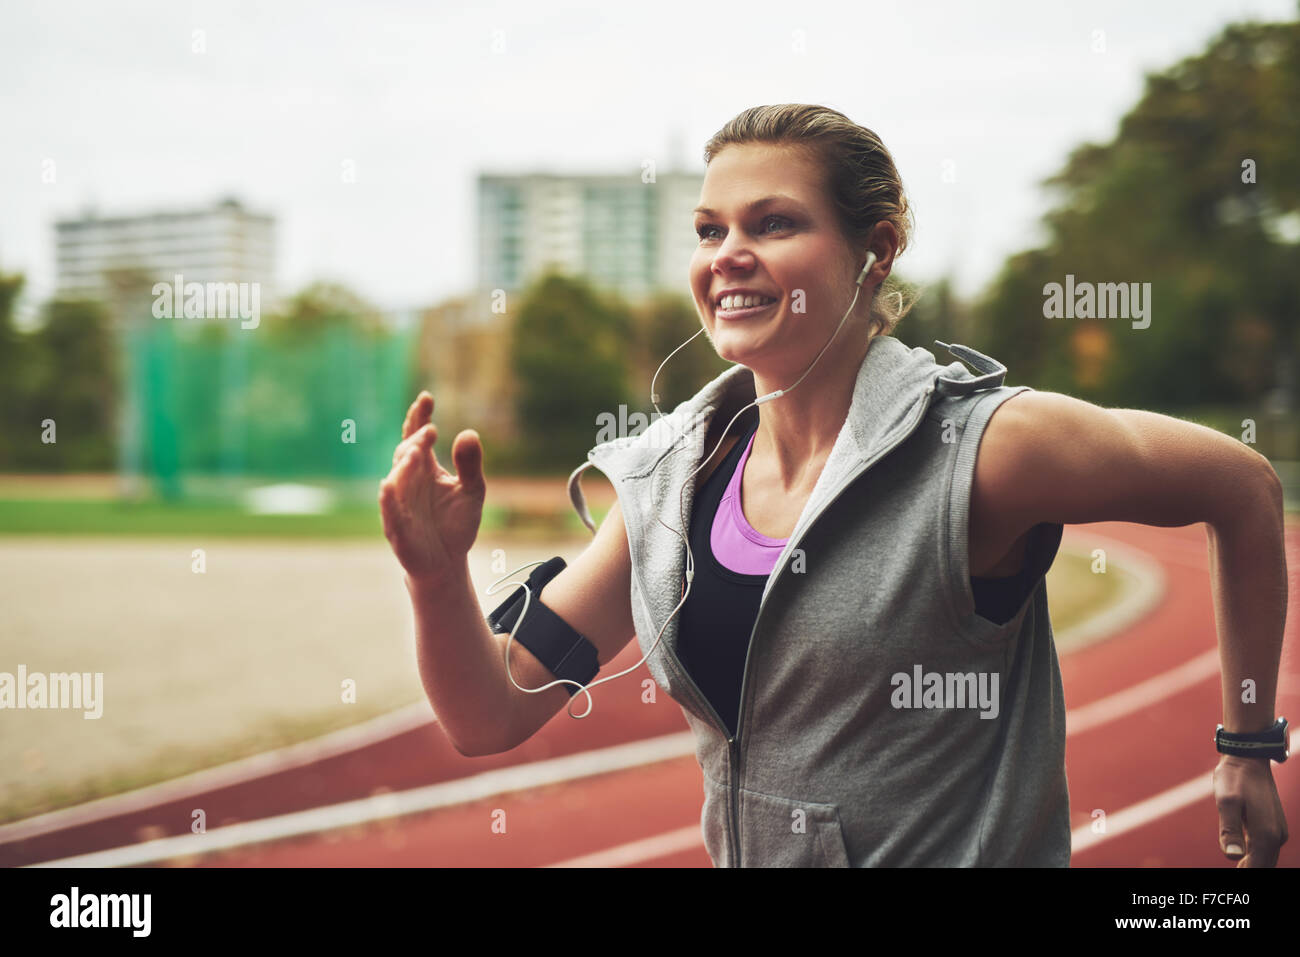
{"left": 718, "top": 294, "right": 777, "bottom": 310}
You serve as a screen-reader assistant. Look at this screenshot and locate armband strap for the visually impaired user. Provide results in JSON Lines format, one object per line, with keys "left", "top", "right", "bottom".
{"left": 486, "top": 556, "right": 600, "bottom": 696}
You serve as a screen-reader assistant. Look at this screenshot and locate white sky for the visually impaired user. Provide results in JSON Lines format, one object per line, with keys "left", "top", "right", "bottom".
{"left": 1, "top": 0, "right": 1295, "bottom": 324}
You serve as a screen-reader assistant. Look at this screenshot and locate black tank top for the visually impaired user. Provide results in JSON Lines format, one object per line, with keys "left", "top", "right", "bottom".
{"left": 675, "top": 416, "right": 1060, "bottom": 739}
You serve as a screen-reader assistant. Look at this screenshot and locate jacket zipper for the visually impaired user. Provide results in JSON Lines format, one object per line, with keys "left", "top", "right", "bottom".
{"left": 728, "top": 385, "right": 936, "bottom": 866}
{"left": 627, "top": 543, "right": 742, "bottom": 863}
{"left": 670, "top": 564, "right": 743, "bottom": 863}
{"left": 669, "top": 638, "right": 741, "bottom": 865}
{"left": 631, "top": 384, "right": 936, "bottom": 867}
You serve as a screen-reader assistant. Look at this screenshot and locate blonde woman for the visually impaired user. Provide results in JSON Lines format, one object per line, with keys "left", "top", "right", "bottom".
{"left": 380, "top": 104, "right": 1288, "bottom": 867}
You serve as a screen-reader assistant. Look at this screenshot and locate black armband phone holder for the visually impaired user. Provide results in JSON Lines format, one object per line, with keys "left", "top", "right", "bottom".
{"left": 486, "top": 556, "right": 600, "bottom": 696}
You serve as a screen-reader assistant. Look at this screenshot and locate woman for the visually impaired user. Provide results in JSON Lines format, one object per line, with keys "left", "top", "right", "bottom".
{"left": 379, "top": 104, "right": 1289, "bottom": 867}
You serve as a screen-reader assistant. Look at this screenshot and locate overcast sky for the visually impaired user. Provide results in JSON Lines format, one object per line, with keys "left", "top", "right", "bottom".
{"left": 2, "top": 0, "right": 1295, "bottom": 324}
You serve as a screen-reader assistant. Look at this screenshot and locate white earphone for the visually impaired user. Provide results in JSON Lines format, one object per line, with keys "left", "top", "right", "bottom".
{"left": 490, "top": 249, "right": 880, "bottom": 719}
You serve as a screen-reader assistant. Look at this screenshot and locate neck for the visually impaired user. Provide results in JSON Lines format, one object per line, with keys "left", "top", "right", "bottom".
{"left": 749, "top": 332, "right": 875, "bottom": 492}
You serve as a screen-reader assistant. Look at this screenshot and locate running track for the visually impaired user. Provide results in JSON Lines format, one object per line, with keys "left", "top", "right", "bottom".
{"left": 5, "top": 520, "right": 1297, "bottom": 868}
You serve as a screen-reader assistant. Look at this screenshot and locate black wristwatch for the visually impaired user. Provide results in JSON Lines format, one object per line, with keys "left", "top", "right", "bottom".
{"left": 1215, "top": 716, "right": 1289, "bottom": 762}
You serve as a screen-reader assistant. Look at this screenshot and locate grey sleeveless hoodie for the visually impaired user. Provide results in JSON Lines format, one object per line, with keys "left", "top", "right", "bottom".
{"left": 565, "top": 336, "right": 1070, "bottom": 867}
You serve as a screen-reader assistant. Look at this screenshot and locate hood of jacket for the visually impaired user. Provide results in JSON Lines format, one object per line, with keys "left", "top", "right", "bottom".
{"left": 567, "top": 335, "right": 1009, "bottom": 583}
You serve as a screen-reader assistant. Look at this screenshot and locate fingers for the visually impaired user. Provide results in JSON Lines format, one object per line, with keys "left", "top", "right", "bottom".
{"left": 394, "top": 428, "right": 436, "bottom": 499}
{"left": 1238, "top": 820, "right": 1284, "bottom": 867}
{"left": 452, "top": 430, "right": 484, "bottom": 495}
{"left": 402, "top": 391, "right": 431, "bottom": 440}
{"left": 392, "top": 421, "right": 441, "bottom": 471}
{"left": 402, "top": 391, "right": 433, "bottom": 440}
{"left": 378, "top": 477, "right": 400, "bottom": 533}
{"left": 1217, "top": 793, "right": 1247, "bottom": 863}
{"left": 1215, "top": 761, "right": 1286, "bottom": 867}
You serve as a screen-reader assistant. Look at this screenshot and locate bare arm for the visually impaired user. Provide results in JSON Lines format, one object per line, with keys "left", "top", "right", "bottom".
{"left": 379, "top": 390, "right": 548, "bottom": 757}
{"left": 972, "top": 390, "right": 1289, "bottom": 866}
{"left": 405, "top": 556, "right": 546, "bottom": 758}
{"left": 406, "top": 498, "right": 638, "bottom": 757}
{"left": 381, "top": 392, "right": 637, "bottom": 757}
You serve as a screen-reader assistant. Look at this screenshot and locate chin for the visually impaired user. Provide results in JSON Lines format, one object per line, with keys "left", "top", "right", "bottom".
{"left": 710, "top": 331, "right": 763, "bottom": 366}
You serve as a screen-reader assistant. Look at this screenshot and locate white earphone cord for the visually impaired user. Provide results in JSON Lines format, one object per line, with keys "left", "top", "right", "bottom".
{"left": 487, "top": 250, "right": 878, "bottom": 719}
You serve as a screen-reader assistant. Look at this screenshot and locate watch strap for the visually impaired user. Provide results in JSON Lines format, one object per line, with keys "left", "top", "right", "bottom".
{"left": 1215, "top": 717, "right": 1289, "bottom": 762}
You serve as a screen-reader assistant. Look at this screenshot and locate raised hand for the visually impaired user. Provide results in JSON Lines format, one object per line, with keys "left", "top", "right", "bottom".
{"left": 378, "top": 392, "right": 486, "bottom": 587}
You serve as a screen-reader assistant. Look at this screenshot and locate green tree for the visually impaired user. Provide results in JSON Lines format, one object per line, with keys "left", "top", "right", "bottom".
{"left": 267, "top": 281, "right": 388, "bottom": 341}
{"left": 510, "top": 271, "right": 633, "bottom": 472}
{"left": 0, "top": 271, "right": 32, "bottom": 468}
{"left": 974, "top": 18, "right": 1300, "bottom": 408}
{"left": 630, "top": 291, "right": 732, "bottom": 413}
{"left": 21, "top": 297, "right": 120, "bottom": 470}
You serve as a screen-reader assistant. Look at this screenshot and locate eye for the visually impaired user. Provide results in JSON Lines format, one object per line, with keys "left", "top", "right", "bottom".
{"left": 695, "top": 215, "right": 793, "bottom": 242}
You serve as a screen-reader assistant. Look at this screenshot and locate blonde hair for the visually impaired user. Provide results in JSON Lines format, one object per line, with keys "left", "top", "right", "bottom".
{"left": 702, "top": 104, "right": 918, "bottom": 338}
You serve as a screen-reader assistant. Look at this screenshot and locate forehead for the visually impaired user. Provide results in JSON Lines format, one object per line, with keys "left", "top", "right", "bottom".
{"left": 696, "top": 143, "right": 824, "bottom": 215}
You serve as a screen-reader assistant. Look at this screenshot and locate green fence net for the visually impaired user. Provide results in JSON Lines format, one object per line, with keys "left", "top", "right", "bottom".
{"left": 120, "top": 318, "right": 417, "bottom": 506}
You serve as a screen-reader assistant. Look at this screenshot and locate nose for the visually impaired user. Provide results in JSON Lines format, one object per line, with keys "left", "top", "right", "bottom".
{"left": 710, "top": 234, "right": 756, "bottom": 277}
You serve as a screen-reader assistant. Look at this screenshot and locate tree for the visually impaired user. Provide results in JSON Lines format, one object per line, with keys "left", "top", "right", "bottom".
{"left": 630, "top": 291, "right": 732, "bottom": 413}
{"left": 510, "top": 271, "right": 634, "bottom": 472}
{"left": 0, "top": 271, "right": 31, "bottom": 467}
{"left": 267, "top": 281, "right": 388, "bottom": 341}
{"left": 0, "top": 293, "right": 120, "bottom": 471}
{"left": 973, "top": 18, "right": 1300, "bottom": 408}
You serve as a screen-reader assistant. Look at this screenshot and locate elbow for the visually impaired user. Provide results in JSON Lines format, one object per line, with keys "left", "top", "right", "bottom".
{"left": 1251, "top": 452, "right": 1285, "bottom": 516}
{"left": 1204, "top": 448, "right": 1284, "bottom": 533}
{"left": 451, "top": 737, "right": 500, "bottom": 759}
{"left": 448, "top": 726, "right": 518, "bottom": 759}
{"left": 453, "top": 742, "right": 493, "bottom": 759}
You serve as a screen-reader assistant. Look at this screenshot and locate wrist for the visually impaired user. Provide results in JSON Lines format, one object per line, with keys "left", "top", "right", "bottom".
{"left": 404, "top": 558, "right": 470, "bottom": 597}
{"left": 1221, "top": 717, "right": 1276, "bottom": 735}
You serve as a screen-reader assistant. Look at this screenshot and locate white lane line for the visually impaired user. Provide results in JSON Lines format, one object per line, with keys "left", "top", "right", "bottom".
{"left": 1071, "top": 771, "right": 1213, "bottom": 853}
{"left": 1072, "top": 726, "right": 1298, "bottom": 854}
{"left": 1066, "top": 648, "right": 1220, "bottom": 736}
{"left": 1053, "top": 532, "right": 1167, "bottom": 652}
{"left": 0, "top": 700, "right": 438, "bottom": 845}
{"left": 28, "top": 732, "right": 698, "bottom": 868}
{"left": 544, "top": 825, "right": 704, "bottom": 868}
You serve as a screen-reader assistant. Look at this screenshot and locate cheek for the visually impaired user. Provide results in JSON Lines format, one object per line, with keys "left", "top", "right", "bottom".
{"left": 688, "top": 259, "right": 709, "bottom": 298}
{"left": 689, "top": 261, "right": 706, "bottom": 285}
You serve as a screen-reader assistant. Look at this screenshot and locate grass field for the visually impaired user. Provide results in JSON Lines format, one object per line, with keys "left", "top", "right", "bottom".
{"left": 0, "top": 498, "right": 606, "bottom": 539}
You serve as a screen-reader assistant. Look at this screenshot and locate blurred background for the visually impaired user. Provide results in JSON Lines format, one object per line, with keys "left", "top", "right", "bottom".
{"left": 1, "top": 0, "right": 1297, "bottom": 868}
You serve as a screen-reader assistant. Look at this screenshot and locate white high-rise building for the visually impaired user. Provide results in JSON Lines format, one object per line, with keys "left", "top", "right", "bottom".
{"left": 476, "top": 168, "right": 704, "bottom": 314}
{"left": 54, "top": 197, "right": 276, "bottom": 304}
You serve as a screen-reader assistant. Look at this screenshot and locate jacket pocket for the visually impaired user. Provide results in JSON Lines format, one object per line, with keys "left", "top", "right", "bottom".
{"left": 737, "top": 786, "right": 851, "bottom": 867}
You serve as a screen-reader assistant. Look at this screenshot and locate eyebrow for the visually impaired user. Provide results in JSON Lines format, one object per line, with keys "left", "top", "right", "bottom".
{"left": 692, "top": 194, "right": 807, "bottom": 218}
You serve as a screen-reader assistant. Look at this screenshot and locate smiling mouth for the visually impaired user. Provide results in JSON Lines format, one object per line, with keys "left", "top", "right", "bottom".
{"left": 716, "top": 298, "right": 780, "bottom": 319}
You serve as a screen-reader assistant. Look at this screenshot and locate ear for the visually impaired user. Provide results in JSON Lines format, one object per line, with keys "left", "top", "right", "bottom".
{"left": 866, "top": 221, "right": 900, "bottom": 281}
